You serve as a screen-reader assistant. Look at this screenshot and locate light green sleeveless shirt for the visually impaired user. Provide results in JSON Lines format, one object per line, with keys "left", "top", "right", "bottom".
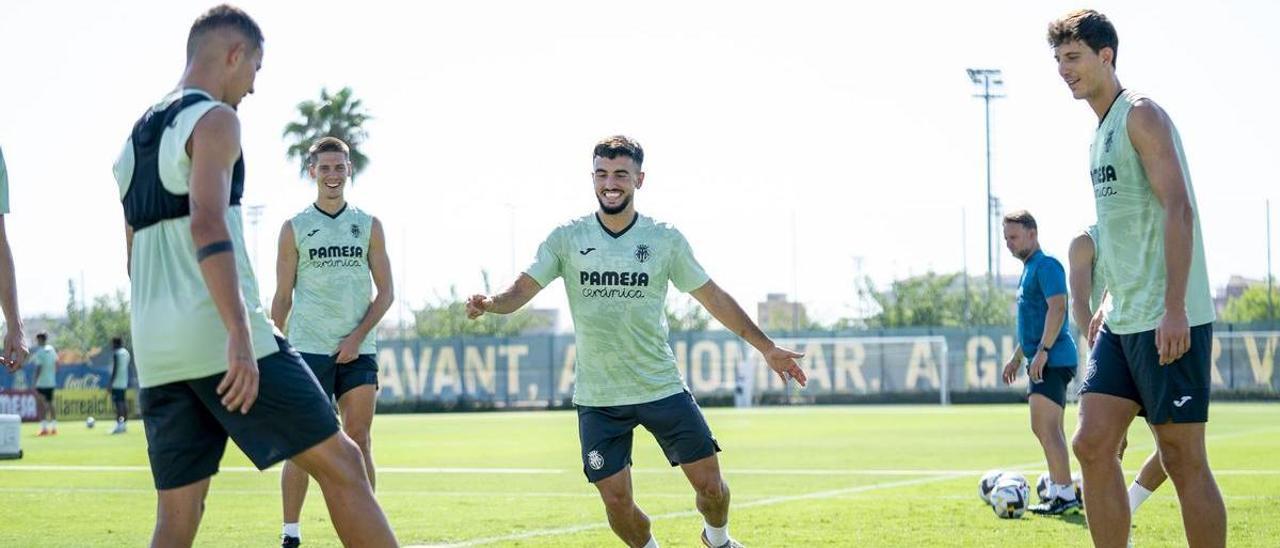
{"left": 113, "top": 90, "right": 279, "bottom": 388}
{"left": 288, "top": 204, "right": 376, "bottom": 355}
{"left": 1089, "top": 90, "right": 1215, "bottom": 334}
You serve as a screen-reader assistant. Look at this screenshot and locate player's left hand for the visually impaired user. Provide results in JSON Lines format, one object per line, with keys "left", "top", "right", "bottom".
{"left": 1088, "top": 309, "right": 1105, "bottom": 347}
{"left": 763, "top": 345, "right": 807, "bottom": 387}
{"left": 1155, "top": 309, "right": 1190, "bottom": 366}
{"left": 2, "top": 327, "right": 28, "bottom": 373}
{"left": 1028, "top": 350, "right": 1048, "bottom": 384}
{"left": 335, "top": 335, "right": 361, "bottom": 364}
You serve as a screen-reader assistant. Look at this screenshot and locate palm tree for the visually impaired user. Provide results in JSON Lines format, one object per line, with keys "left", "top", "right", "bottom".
{"left": 282, "top": 87, "right": 372, "bottom": 177}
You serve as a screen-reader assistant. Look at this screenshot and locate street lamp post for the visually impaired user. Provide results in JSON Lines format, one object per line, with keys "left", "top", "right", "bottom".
{"left": 966, "top": 68, "right": 1005, "bottom": 284}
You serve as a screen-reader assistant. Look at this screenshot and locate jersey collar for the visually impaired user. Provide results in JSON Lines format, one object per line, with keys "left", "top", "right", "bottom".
{"left": 595, "top": 211, "right": 639, "bottom": 239}
{"left": 1097, "top": 88, "right": 1126, "bottom": 128}
{"left": 314, "top": 203, "right": 348, "bottom": 219}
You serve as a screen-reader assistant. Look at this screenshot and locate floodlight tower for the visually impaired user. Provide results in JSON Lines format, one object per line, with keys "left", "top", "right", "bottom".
{"left": 967, "top": 68, "right": 1005, "bottom": 283}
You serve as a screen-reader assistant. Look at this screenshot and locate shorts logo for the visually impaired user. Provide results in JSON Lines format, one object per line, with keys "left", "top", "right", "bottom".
{"left": 587, "top": 450, "right": 604, "bottom": 471}
{"left": 634, "top": 244, "right": 650, "bottom": 263}
{"left": 1173, "top": 396, "right": 1192, "bottom": 408}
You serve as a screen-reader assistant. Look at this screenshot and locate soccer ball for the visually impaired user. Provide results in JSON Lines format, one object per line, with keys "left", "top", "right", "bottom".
{"left": 86, "top": 417, "right": 96, "bottom": 429}
{"left": 1036, "top": 472, "right": 1052, "bottom": 502}
{"left": 990, "top": 474, "right": 1029, "bottom": 519}
{"left": 978, "top": 469, "right": 1004, "bottom": 503}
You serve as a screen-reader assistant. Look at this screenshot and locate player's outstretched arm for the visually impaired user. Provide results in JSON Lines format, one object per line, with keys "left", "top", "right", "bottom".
{"left": 689, "top": 280, "right": 807, "bottom": 386}
{"left": 467, "top": 274, "right": 543, "bottom": 319}
{"left": 335, "top": 218, "right": 394, "bottom": 363}
{"left": 1067, "top": 232, "right": 1096, "bottom": 340}
{"left": 1129, "top": 100, "right": 1193, "bottom": 365}
{"left": 271, "top": 220, "right": 298, "bottom": 333}
{"left": 189, "top": 107, "right": 257, "bottom": 414}
{"left": 0, "top": 216, "right": 26, "bottom": 370}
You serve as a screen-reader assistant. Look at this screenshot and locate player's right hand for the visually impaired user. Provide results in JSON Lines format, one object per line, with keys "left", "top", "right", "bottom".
{"left": 217, "top": 333, "right": 259, "bottom": 414}
{"left": 466, "top": 294, "right": 491, "bottom": 319}
{"left": 1002, "top": 357, "right": 1020, "bottom": 385}
{"left": 2, "top": 328, "right": 28, "bottom": 372}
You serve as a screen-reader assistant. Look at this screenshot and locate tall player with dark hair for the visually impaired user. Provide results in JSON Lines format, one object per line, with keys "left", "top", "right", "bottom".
{"left": 1049, "top": 9, "right": 1223, "bottom": 547}
{"left": 112, "top": 6, "right": 396, "bottom": 546}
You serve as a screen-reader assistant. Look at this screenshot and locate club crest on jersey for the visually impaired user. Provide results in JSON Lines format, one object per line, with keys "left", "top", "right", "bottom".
{"left": 1103, "top": 130, "right": 1114, "bottom": 153}
{"left": 634, "top": 244, "right": 651, "bottom": 263}
{"left": 587, "top": 450, "right": 604, "bottom": 471}
{"left": 350, "top": 223, "right": 361, "bottom": 239}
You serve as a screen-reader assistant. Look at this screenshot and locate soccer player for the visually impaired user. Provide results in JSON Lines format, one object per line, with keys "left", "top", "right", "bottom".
{"left": 1068, "top": 226, "right": 1168, "bottom": 517}
{"left": 467, "top": 136, "right": 807, "bottom": 548}
{"left": 111, "top": 6, "right": 396, "bottom": 546}
{"left": 109, "top": 337, "right": 131, "bottom": 434}
{"left": 1050, "top": 9, "right": 1224, "bottom": 547}
{"left": 31, "top": 333, "right": 58, "bottom": 436}
{"left": 0, "top": 145, "right": 27, "bottom": 374}
{"left": 999, "top": 211, "right": 1080, "bottom": 515}
{"left": 273, "top": 136, "right": 394, "bottom": 547}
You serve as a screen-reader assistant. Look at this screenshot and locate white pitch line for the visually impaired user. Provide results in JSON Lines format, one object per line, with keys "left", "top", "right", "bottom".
{"left": 0, "top": 487, "right": 707, "bottom": 499}
{"left": 4, "top": 463, "right": 1278, "bottom": 476}
{"left": 409, "top": 461, "right": 1047, "bottom": 548}
{"left": 408, "top": 425, "right": 1280, "bottom": 546}
{"left": 0, "top": 464, "right": 561, "bottom": 475}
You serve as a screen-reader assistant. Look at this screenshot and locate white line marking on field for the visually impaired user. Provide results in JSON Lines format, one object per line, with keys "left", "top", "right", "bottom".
{"left": 0, "top": 464, "right": 561, "bottom": 475}
{"left": 0, "top": 486, "right": 710, "bottom": 499}
{"left": 4, "top": 463, "right": 1278, "bottom": 476}
{"left": 409, "top": 460, "right": 1047, "bottom": 548}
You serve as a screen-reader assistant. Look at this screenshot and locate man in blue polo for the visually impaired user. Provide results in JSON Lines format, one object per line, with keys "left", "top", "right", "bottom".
{"left": 1001, "top": 210, "right": 1080, "bottom": 515}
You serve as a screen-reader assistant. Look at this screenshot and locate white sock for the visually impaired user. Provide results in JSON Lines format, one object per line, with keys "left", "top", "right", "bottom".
{"left": 1055, "top": 482, "right": 1076, "bottom": 501}
{"left": 704, "top": 522, "right": 729, "bottom": 546}
{"left": 642, "top": 536, "right": 659, "bottom": 548}
{"left": 1128, "top": 482, "right": 1153, "bottom": 514}
{"left": 40, "top": 420, "right": 47, "bottom": 430}
{"left": 282, "top": 523, "right": 300, "bottom": 538}
{"left": 50, "top": 420, "right": 57, "bottom": 428}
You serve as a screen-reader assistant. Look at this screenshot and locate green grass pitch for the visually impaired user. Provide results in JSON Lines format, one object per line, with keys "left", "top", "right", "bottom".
{"left": 1, "top": 403, "right": 1277, "bottom": 546}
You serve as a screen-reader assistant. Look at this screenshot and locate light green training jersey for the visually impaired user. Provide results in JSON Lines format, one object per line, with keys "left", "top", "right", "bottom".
{"left": 33, "top": 344, "right": 57, "bottom": 388}
{"left": 526, "top": 213, "right": 710, "bottom": 407}
{"left": 112, "top": 90, "right": 279, "bottom": 388}
{"left": 1089, "top": 90, "right": 1215, "bottom": 334}
{"left": 288, "top": 204, "right": 376, "bottom": 355}
{"left": 112, "top": 348, "right": 131, "bottom": 390}
{"left": 0, "top": 145, "right": 9, "bottom": 214}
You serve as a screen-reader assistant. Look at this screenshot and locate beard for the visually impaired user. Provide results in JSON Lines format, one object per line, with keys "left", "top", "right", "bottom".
{"left": 597, "top": 193, "right": 631, "bottom": 215}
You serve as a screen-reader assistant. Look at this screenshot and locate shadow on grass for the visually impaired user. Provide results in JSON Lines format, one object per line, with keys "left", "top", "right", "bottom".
{"left": 1040, "top": 512, "right": 1088, "bottom": 528}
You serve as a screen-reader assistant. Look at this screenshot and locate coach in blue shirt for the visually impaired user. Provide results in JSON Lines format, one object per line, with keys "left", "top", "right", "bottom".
{"left": 1000, "top": 210, "right": 1081, "bottom": 516}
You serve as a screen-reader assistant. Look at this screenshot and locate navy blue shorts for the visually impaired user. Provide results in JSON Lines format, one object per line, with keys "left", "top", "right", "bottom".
{"left": 577, "top": 390, "right": 720, "bottom": 483}
{"left": 36, "top": 388, "right": 54, "bottom": 402}
{"left": 111, "top": 388, "right": 127, "bottom": 405}
{"left": 1080, "top": 323, "right": 1213, "bottom": 424}
{"left": 298, "top": 352, "right": 379, "bottom": 401}
{"left": 139, "top": 337, "right": 340, "bottom": 490}
{"left": 1027, "top": 365, "right": 1076, "bottom": 408}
